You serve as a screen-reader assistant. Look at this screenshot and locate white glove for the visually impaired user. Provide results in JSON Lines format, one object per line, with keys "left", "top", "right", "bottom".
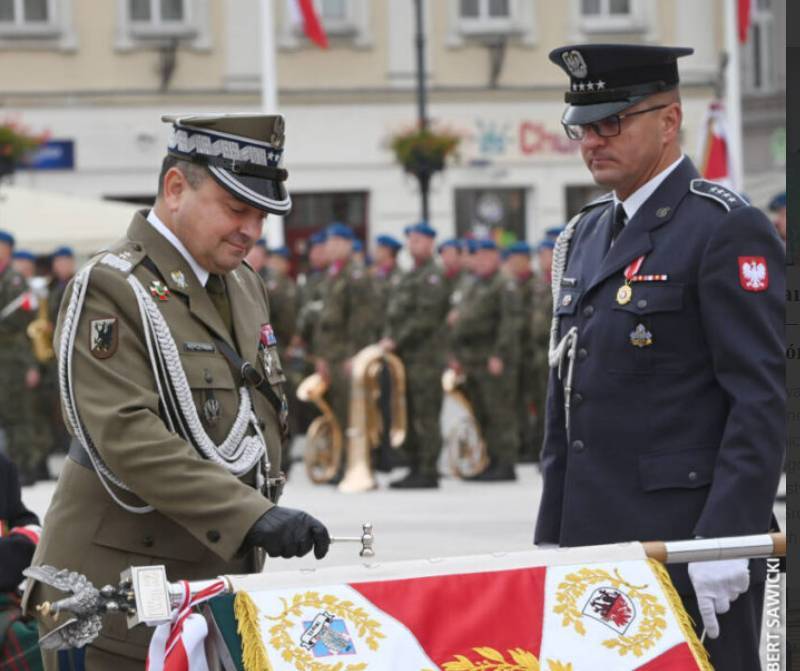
{"left": 688, "top": 558, "right": 749, "bottom": 639}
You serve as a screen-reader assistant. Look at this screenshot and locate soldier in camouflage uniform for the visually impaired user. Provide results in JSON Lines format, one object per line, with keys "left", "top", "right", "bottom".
{"left": 504, "top": 242, "right": 539, "bottom": 462}
{"left": 370, "top": 235, "right": 402, "bottom": 339}
{"left": 529, "top": 239, "right": 554, "bottom": 457}
{"left": 438, "top": 238, "right": 463, "bottom": 297}
{"left": 313, "top": 224, "right": 374, "bottom": 481}
{"left": 448, "top": 239, "right": 521, "bottom": 481}
{"left": 381, "top": 223, "right": 450, "bottom": 488}
{"left": 295, "top": 232, "right": 328, "bottom": 357}
{"left": 0, "top": 232, "right": 38, "bottom": 486}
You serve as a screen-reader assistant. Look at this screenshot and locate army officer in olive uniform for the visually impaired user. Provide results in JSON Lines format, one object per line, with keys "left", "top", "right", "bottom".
{"left": 24, "top": 114, "right": 330, "bottom": 670}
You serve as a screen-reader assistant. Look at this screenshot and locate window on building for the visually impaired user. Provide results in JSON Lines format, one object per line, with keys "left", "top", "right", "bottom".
{"left": 0, "top": 0, "right": 58, "bottom": 35}
{"left": 284, "top": 191, "right": 368, "bottom": 238}
{"left": 127, "top": 0, "right": 195, "bottom": 37}
{"left": 579, "top": 0, "right": 642, "bottom": 32}
{"left": 454, "top": 187, "right": 527, "bottom": 243}
{"left": 743, "top": 0, "right": 776, "bottom": 94}
{"left": 458, "top": 0, "right": 517, "bottom": 35}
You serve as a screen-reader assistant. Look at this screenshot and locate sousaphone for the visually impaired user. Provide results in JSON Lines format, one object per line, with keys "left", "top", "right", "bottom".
{"left": 441, "top": 368, "right": 488, "bottom": 478}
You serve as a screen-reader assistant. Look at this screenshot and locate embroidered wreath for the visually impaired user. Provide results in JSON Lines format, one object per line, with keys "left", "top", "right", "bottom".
{"left": 553, "top": 567, "right": 667, "bottom": 657}
{"left": 264, "top": 591, "right": 385, "bottom": 671}
{"left": 440, "top": 647, "right": 572, "bottom": 671}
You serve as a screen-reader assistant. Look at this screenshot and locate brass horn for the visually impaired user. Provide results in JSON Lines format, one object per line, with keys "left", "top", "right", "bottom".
{"left": 441, "top": 368, "right": 488, "bottom": 478}
{"left": 338, "top": 344, "right": 407, "bottom": 493}
{"left": 297, "top": 372, "right": 344, "bottom": 484}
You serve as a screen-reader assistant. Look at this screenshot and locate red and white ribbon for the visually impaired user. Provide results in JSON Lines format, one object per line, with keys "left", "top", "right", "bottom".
{"left": 623, "top": 255, "right": 646, "bottom": 282}
{"left": 9, "top": 524, "right": 42, "bottom": 545}
{"left": 146, "top": 579, "right": 227, "bottom": 671}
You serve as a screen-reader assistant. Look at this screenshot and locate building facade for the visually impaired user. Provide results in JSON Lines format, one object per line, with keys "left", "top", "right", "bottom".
{"left": 0, "top": 0, "right": 786, "bottom": 253}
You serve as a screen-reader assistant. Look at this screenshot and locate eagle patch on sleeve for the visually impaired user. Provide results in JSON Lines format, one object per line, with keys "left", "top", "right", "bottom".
{"left": 738, "top": 256, "right": 768, "bottom": 292}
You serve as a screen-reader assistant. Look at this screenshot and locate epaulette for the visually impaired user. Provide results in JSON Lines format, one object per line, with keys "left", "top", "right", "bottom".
{"left": 580, "top": 192, "right": 614, "bottom": 213}
{"left": 689, "top": 179, "right": 748, "bottom": 212}
{"left": 93, "top": 240, "right": 145, "bottom": 276}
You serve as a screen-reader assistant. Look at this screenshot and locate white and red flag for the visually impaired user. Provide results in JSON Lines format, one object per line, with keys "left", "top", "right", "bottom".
{"left": 224, "top": 547, "right": 711, "bottom": 670}
{"left": 286, "top": 0, "right": 328, "bottom": 49}
{"left": 698, "top": 100, "right": 735, "bottom": 189}
{"left": 738, "top": 0, "right": 751, "bottom": 43}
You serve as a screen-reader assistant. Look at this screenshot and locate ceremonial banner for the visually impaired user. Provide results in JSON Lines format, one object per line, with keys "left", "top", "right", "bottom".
{"left": 212, "top": 548, "right": 711, "bottom": 671}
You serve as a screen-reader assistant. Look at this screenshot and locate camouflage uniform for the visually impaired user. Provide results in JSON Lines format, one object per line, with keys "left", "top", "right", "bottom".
{"left": 371, "top": 265, "right": 400, "bottom": 340}
{"left": 296, "top": 270, "right": 326, "bottom": 357}
{"left": 384, "top": 259, "right": 451, "bottom": 479}
{"left": 0, "top": 265, "right": 36, "bottom": 481}
{"left": 529, "top": 272, "right": 553, "bottom": 456}
{"left": 450, "top": 271, "right": 521, "bottom": 470}
{"left": 313, "top": 261, "right": 375, "bottom": 441}
{"left": 514, "top": 272, "right": 538, "bottom": 460}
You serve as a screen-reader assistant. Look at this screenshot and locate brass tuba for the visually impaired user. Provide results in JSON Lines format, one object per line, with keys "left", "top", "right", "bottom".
{"left": 440, "top": 368, "right": 488, "bottom": 478}
{"left": 297, "top": 372, "right": 343, "bottom": 484}
{"left": 338, "top": 344, "right": 406, "bottom": 493}
{"left": 25, "top": 277, "right": 55, "bottom": 363}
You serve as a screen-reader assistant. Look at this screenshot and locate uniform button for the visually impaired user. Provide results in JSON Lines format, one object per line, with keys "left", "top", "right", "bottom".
{"left": 582, "top": 306, "right": 594, "bottom": 318}
{"left": 573, "top": 393, "right": 583, "bottom": 404}
{"left": 142, "top": 535, "right": 154, "bottom": 548}
{"left": 637, "top": 299, "right": 648, "bottom": 309}
{"left": 572, "top": 440, "right": 584, "bottom": 451}
{"left": 206, "top": 530, "right": 221, "bottom": 543}
{"left": 577, "top": 348, "right": 588, "bottom": 360}
{"left": 204, "top": 369, "right": 213, "bottom": 383}
{"left": 688, "top": 471, "right": 698, "bottom": 482}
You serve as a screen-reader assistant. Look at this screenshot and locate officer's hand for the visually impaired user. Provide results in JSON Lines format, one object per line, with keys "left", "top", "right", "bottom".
{"left": 488, "top": 356, "right": 504, "bottom": 376}
{"left": 244, "top": 507, "right": 330, "bottom": 559}
{"left": 688, "top": 558, "right": 749, "bottom": 639}
{"left": 315, "top": 358, "right": 330, "bottom": 384}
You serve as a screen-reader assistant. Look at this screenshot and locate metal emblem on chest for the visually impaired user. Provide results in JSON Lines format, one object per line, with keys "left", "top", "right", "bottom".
{"left": 629, "top": 323, "right": 653, "bottom": 348}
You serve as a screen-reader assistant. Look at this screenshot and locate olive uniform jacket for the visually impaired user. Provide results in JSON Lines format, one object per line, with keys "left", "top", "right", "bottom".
{"left": 534, "top": 158, "right": 785, "bottom": 593}
{"left": 24, "top": 212, "right": 286, "bottom": 661}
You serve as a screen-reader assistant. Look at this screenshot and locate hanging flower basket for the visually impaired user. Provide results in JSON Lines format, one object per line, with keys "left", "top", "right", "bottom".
{"left": 0, "top": 120, "right": 49, "bottom": 178}
{"left": 387, "top": 122, "right": 463, "bottom": 178}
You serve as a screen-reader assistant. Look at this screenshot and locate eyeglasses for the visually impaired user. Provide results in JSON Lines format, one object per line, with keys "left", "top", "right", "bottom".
{"left": 562, "top": 104, "right": 670, "bottom": 141}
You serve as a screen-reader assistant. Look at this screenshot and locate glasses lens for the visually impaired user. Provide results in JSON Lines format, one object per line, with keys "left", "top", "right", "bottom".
{"left": 564, "top": 124, "right": 583, "bottom": 140}
{"left": 595, "top": 116, "right": 621, "bottom": 137}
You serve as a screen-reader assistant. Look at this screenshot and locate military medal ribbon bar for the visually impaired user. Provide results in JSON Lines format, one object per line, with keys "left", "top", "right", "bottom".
{"left": 616, "top": 255, "right": 647, "bottom": 305}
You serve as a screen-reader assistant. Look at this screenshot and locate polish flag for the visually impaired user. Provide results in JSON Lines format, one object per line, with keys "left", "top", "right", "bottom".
{"left": 698, "top": 100, "right": 734, "bottom": 189}
{"left": 287, "top": 0, "right": 329, "bottom": 49}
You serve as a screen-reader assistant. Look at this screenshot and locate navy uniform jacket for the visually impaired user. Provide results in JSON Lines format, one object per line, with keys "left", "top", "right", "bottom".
{"left": 0, "top": 453, "right": 40, "bottom": 591}
{"left": 534, "top": 158, "right": 785, "bottom": 593}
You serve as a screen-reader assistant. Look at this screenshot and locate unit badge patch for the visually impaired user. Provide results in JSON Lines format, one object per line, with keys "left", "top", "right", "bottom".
{"left": 89, "top": 317, "right": 118, "bottom": 359}
{"left": 738, "top": 256, "right": 768, "bottom": 292}
{"left": 259, "top": 323, "right": 278, "bottom": 348}
{"left": 582, "top": 587, "right": 636, "bottom": 636}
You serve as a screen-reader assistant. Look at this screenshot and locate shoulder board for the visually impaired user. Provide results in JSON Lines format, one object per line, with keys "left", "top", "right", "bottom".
{"left": 93, "top": 241, "right": 145, "bottom": 276}
{"left": 689, "top": 179, "right": 748, "bottom": 212}
{"left": 580, "top": 192, "right": 614, "bottom": 213}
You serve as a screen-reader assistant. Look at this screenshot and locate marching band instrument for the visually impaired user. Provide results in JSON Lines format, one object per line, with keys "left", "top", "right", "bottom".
{"left": 441, "top": 368, "right": 488, "bottom": 478}
{"left": 296, "top": 372, "right": 344, "bottom": 484}
{"left": 28, "top": 278, "right": 55, "bottom": 363}
{"left": 338, "top": 344, "right": 406, "bottom": 493}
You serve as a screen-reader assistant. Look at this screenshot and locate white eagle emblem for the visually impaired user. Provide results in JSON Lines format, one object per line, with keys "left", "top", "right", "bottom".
{"left": 739, "top": 257, "right": 768, "bottom": 291}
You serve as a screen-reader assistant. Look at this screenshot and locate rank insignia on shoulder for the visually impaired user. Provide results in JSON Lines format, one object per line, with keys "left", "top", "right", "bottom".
{"left": 690, "top": 179, "right": 748, "bottom": 211}
{"left": 90, "top": 317, "right": 118, "bottom": 359}
{"left": 150, "top": 281, "right": 170, "bottom": 301}
{"left": 99, "top": 253, "right": 133, "bottom": 273}
{"left": 260, "top": 323, "right": 278, "bottom": 348}
{"left": 738, "top": 256, "right": 768, "bottom": 292}
{"left": 170, "top": 270, "right": 188, "bottom": 289}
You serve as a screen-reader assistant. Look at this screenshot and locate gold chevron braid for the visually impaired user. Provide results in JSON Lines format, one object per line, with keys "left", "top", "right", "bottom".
{"left": 251, "top": 591, "right": 385, "bottom": 671}
{"left": 553, "top": 565, "right": 667, "bottom": 658}
{"left": 440, "top": 647, "right": 572, "bottom": 671}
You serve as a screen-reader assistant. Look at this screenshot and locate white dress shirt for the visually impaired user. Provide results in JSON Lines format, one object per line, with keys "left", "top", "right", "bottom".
{"left": 146, "top": 209, "right": 209, "bottom": 287}
{"left": 614, "top": 154, "right": 685, "bottom": 224}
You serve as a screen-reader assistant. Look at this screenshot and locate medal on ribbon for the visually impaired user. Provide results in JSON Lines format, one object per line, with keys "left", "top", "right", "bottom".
{"left": 616, "top": 255, "right": 646, "bottom": 305}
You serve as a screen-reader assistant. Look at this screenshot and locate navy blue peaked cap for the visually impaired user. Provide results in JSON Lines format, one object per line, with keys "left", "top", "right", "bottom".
{"left": 550, "top": 44, "right": 693, "bottom": 125}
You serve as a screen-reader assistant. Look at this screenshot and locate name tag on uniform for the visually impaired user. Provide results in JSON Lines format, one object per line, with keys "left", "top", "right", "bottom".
{"left": 561, "top": 277, "right": 578, "bottom": 287}
{"left": 184, "top": 341, "right": 215, "bottom": 353}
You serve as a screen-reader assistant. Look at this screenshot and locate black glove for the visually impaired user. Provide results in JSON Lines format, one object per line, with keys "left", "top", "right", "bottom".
{"left": 244, "top": 507, "right": 330, "bottom": 559}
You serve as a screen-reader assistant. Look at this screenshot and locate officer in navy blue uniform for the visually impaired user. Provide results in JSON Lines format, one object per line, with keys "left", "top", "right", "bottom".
{"left": 534, "top": 44, "right": 785, "bottom": 669}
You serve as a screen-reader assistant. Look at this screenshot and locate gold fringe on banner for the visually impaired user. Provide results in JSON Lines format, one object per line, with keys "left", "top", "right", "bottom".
{"left": 235, "top": 590, "right": 271, "bottom": 671}
{"left": 647, "top": 559, "right": 714, "bottom": 671}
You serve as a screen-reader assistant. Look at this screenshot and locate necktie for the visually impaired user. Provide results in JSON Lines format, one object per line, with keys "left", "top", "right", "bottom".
{"left": 610, "top": 203, "right": 627, "bottom": 248}
{"left": 206, "top": 274, "right": 233, "bottom": 335}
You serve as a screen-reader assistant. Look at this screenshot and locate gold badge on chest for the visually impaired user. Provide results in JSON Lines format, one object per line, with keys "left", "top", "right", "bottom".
{"left": 616, "top": 284, "right": 633, "bottom": 305}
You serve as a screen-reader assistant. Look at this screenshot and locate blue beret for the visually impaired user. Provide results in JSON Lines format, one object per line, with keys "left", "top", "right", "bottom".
{"left": 438, "top": 238, "right": 462, "bottom": 253}
{"left": 769, "top": 191, "right": 786, "bottom": 211}
{"left": 465, "top": 238, "right": 479, "bottom": 254}
{"left": 52, "top": 246, "right": 74, "bottom": 258}
{"left": 309, "top": 231, "right": 328, "bottom": 246}
{"left": 475, "top": 239, "right": 497, "bottom": 251}
{"left": 404, "top": 221, "right": 437, "bottom": 238}
{"left": 327, "top": 222, "right": 355, "bottom": 240}
{"left": 506, "top": 241, "right": 532, "bottom": 256}
{"left": 352, "top": 239, "right": 364, "bottom": 253}
{"left": 0, "top": 230, "right": 15, "bottom": 247}
{"left": 13, "top": 250, "right": 35, "bottom": 262}
{"left": 545, "top": 227, "right": 564, "bottom": 239}
{"left": 539, "top": 240, "right": 556, "bottom": 251}
{"left": 376, "top": 235, "right": 402, "bottom": 251}
{"left": 268, "top": 245, "right": 291, "bottom": 258}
